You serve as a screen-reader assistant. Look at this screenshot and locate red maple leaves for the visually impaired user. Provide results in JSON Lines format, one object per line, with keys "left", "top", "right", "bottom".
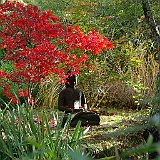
{"left": 0, "top": 1, "right": 113, "bottom": 105}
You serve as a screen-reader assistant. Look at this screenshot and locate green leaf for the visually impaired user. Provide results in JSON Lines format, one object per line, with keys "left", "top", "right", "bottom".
{"left": 147, "top": 134, "right": 153, "bottom": 145}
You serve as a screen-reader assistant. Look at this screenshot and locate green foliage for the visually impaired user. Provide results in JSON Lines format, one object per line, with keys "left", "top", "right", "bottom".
{"left": 0, "top": 105, "right": 88, "bottom": 160}
{"left": 23, "top": 0, "right": 68, "bottom": 16}
{"left": 36, "top": 73, "right": 62, "bottom": 108}
{"left": 119, "top": 115, "right": 160, "bottom": 159}
{"left": 126, "top": 76, "right": 147, "bottom": 106}
{"left": 0, "top": 48, "right": 3, "bottom": 60}
{"left": 0, "top": 61, "right": 14, "bottom": 74}
{"left": 149, "top": 0, "right": 160, "bottom": 23}
{"left": 78, "top": 41, "right": 158, "bottom": 110}
{"left": 23, "top": 0, "right": 143, "bottom": 37}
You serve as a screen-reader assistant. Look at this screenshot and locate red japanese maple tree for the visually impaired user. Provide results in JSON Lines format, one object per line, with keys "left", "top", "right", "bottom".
{"left": 0, "top": 1, "right": 112, "bottom": 105}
